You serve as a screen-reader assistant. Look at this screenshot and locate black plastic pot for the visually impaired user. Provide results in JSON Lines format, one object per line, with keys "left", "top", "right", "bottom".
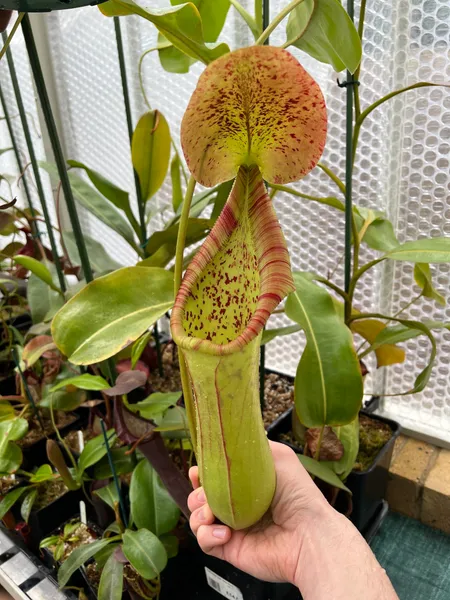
{"left": 267, "top": 408, "right": 401, "bottom": 542}
{"left": 0, "top": 0, "right": 106, "bottom": 10}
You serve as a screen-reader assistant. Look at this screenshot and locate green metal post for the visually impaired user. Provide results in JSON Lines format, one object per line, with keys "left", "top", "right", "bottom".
{"left": 21, "top": 15, "right": 93, "bottom": 283}
{"left": 2, "top": 31, "right": 66, "bottom": 292}
{"left": 344, "top": 0, "right": 355, "bottom": 293}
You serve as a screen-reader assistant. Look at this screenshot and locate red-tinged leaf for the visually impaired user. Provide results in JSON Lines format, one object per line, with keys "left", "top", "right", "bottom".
{"left": 103, "top": 371, "right": 148, "bottom": 396}
{"left": 22, "top": 335, "right": 57, "bottom": 368}
{"left": 305, "top": 426, "right": 344, "bottom": 461}
{"left": 181, "top": 45, "right": 327, "bottom": 187}
{"left": 114, "top": 398, "right": 155, "bottom": 445}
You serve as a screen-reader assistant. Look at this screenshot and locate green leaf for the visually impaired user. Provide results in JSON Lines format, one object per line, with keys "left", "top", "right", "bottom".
{"left": 20, "top": 488, "right": 38, "bottom": 523}
{"left": 211, "top": 180, "right": 234, "bottom": 221}
{"left": 286, "top": 0, "right": 362, "bottom": 73}
{"left": 58, "top": 538, "right": 113, "bottom": 588}
{"left": 145, "top": 219, "right": 211, "bottom": 257}
{"left": 94, "top": 448, "right": 136, "bottom": 480}
{"left": 330, "top": 419, "right": 359, "bottom": 480}
{"left": 153, "top": 406, "right": 189, "bottom": 438}
{"left": 128, "top": 392, "right": 181, "bottom": 421}
{"left": 40, "top": 535, "right": 61, "bottom": 549}
{"left": 261, "top": 324, "right": 301, "bottom": 346}
{"left": 94, "top": 481, "right": 120, "bottom": 510}
{"left": 122, "top": 529, "right": 168, "bottom": 580}
{"left": 77, "top": 431, "right": 117, "bottom": 478}
{"left": 130, "top": 460, "right": 180, "bottom": 536}
{"left": 98, "top": 552, "right": 124, "bottom": 600}
{"left": 21, "top": 335, "right": 57, "bottom": 368}
{"left": 28, "top": 268, "right": 64, "bottom": 324}
{"left": 158, "top": 33, "right": 196, "bottom": 73}
{"left": 40, "top": 162, "right": 137, "bottom": 250}
{"left": 0, "top": 486, "right": 28, "bottom": 519}
{"left": 363, "top": 320, "right": 450, "bottom": 352}
{"left": 40, "top": 386, "right": 86, "bottom": 412}
{"left": 0, "top": 418, "right": 28, "bottom": 474}
{"left": 297, "top": 454, "right": 351, "bottom": 492}
{"left": 285, "top": 273, "right": 363, "bottom": 427}
{"left": 100, "top": 0, "right": 230, "bottom": 65}
{"left": 0, "top": 403, "right": 15, "bottom": 423}
{"left": 131, "top": 331, "right": 152, "bottom": 369}
{"left": 95, "top": 542, "right": 119, "bottom": 570}
{"left": 29, "top": 464, "right": 54, "bottom": 483}
{"left": 355, "top": 209, "right": 399, "bottom": 252}
{"left": 132, "top": 111, "right": 171, "bottom": 201}
{"left": 63, "top": 231, "right": 122, "bottom": 274}
{"left": 50, "top": 374, "right": 111, "bottom": 393}
{"left": 160, "top": 534, "right": 179, "bottom": 559}
{"left": 12, "top": 256, "right": 61, "bottom": 293}
{"left": 384, "top": 238, "right": 450, "bottom": 263}
{"left": 170, "top": 154, "right": 183, "bottom": 212}
{"left": 170, "top": 0, "right": 230, "bottom": 42}
{"left": 52, "top": 267, "right": 174, "bottom": 365}
{"left": 169, "top": 189, "right": 217, "bottom": 226}
{"left": 414, "top": 263, "right": 445, "bottom": 306}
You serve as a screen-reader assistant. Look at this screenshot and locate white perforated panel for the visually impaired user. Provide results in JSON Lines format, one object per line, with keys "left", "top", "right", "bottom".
{"left": 2, "top": 1, "right": 449, "bottom": 442}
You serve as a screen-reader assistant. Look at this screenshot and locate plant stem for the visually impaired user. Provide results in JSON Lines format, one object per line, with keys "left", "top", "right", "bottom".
{"left": 255, "top": 0, "right": 263, "bottom": 32}
{"left": 174, "top": 176, "right": 197, "bottom": 451}
{"left": 255, "top": 0, "right": 304, "bottom": 45}
{"left": 317, "top": 163, "right": 346, "bottom": 195}
{"left": 392, "top": 292, "right": 423, "bottom": 319}
{"left": 270, "top": 183, "right": 341, "bottom": 206}
{"left": 100, "top": 419, "right": 129, "bottom": 529}
{"left": 13, "top": 348, "right": 45, "bottom": 433}
{"left": 229, "top": 0, "right": 259, "bottom": 39}
{"left": 346, "top": 258, "right": 384, "bottom": 322}
{"left": 138, "top": 43, "right": 171, "bottom": 111}
{"left": 314, "top": 425, "right": 325, "bottom": 461}
{"left": 0, "top": 12, "right": 24, "bottom": 62}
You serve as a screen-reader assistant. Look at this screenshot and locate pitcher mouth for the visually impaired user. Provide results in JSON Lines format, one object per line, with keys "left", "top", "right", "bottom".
{"left": 170, "top": 165, "right": 295, "bottom": 356}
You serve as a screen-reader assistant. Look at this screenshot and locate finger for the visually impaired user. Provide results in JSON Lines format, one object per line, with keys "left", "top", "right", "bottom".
{"left": 189, "top": 502, "right": 215, "bottom": 536}
{"left": 197, "top": 524, "right": 231, "bottom": 556}
{"left": 189, "top": 466, "right": 200, "bottom": 489}
{"left": 187, "top": 486, "right": 207, "bottom": 513}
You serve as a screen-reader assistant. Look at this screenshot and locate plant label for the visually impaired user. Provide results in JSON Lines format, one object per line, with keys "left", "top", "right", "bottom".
{"left": 205, "top": 567, "right": 244, "bottom": 600}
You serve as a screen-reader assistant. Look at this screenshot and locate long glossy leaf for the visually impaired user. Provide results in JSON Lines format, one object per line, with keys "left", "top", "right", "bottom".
{"left": 94, "top": 448, "right": 136, "bottom": 480}
{"left": 22, "top": 335, "right": 57, "bottom": 368}
{"left": 261, "top": 324, "right": 302, "bottom": 346}
{"left": 286, "top": 0, "right": 362, "bottom": 73}
{"left": 414, "top": 263, "right": 445, "bottom": 306}
{"left": 171, "top": 0, "right": 230, "bottom": 42}
{"left": 170, "top": 154, "right": 183, "bottom": 212}
{"left": 77, "top": 431, "right": 117, "bottom": 478}
{"left": 0, "top": 486, "right": 28, "bottom": 519}
{"left": 98, "top": 552, "right": 123, "bottom": 600}
{"left": 128, "top": 391, "right": 181, "bottom": 420}
{"left": 50, "top": 374, "right": 110, "bottom": 393}
{"left": 132, "top": 111, "right": 171, "bottom": 201}
{"left": 130, "top": 460, "right": 180, "bottom": 536}
{"left": 285, "top": 273, "right": 363, "bottom": 427}
{"left": 12, "top": 256, "right": 61, "bottom": 293}
{"left": 58, "top": 539, "right": 113, "bottom": 588}
{"left": 28, "top": 267, "right": 64, "bottom": 324}
{"left": 181, "top": 46, "right": 326, "bottom": 187}
{"left": 40, "top": 162, "right": 137, "bottom": 249}
{"left": 361, "top": 320, "right": 449, "bottom": 355}
{"left": 158, "top": 33, "right": 196, "bottom": 73}
{"left": 384, "top": 238, "right": 450, "bottom": 263}
{"left": 100, "top": 0, "right": 230, "bottom": 64}
{"left": 94, "top": 481, "right": 119, "bottom": 510}
{"left": 122, "top": 529, "right": 167, "bottom": 580}
{"left": 145, "top": 218, "right": 211, "bottom": 257}
{"left": 0, "top": 418, "right": 28, "bottom": 474}
{"left": 131, "top": 331, "right": 152, "bottom": 369}
{"left": 63, "top": 231, "right": 122, "bottom": 274}
{"left": 297, "top": 454, "right": 350, "bottom": 492}
{"left": 52, "top": 267, "right": 174, "bottom": 365}
{"left": 20, "top": 488, "right": 38, "bottom": 523}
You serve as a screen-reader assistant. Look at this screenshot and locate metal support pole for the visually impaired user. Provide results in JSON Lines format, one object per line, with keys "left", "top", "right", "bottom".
{"left": 262, "top": 0, "right": 270, "bottom": 43}
{"left": 0, "top": 82, "right": 38, "bottom": 238}
{"left": 2, "top": 31, "right": 66, "bottom": 292}
{"left": 21, "top": 14, "right": 93, "bottom": 283}
{"left": 344, "top": 0, "right": 355, "bottom": 293}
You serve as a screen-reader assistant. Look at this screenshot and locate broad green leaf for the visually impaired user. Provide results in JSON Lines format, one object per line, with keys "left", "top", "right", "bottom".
{"left": 351, "top": 319, "right": 405, "bottom": 367}
{"left": 52, "top": 267, "right": 174, "bottom": 365}
{"left": 355, "top": 209, "right": 399, "bottom": 252}
{"left": 40, "top": 385, "right": 86, "bottom": 412}
{"left": 160, "top": 534, "right": 179, "bottom": 559}
{"left": 29, "top": 464, "right": 54, "bottom": 483}
{"left": 181, "top": 46, "right": 326, "bottom": 187}
{"left": 286, "top": 273, "right": 363, "bottom": 427}
{"left": 77, "top": 431, "right": 117, "bottom": 479}
{"left": 286, "top": 0, "right": 362, "bottom": 73}
{"left": 0, "top": 418, "right": 28, "bottom": 473}
{"left": 170, "top": 0, "right": 230, "bottom": 42}
{"left": 384, "top": 238, "right": 450, "bottom": 263}
{"left": 153, "top": 406, "right": 189, "bottom": 438}
{"left": 330, "top": 418, "right": 359, "bottom": 480}
{"left": 40, "top": 162, "right": 137, "bottom": 250}
{"left": 261, "top": 324, "right": 301, "bottom": 346}
{"left": 131, "top": 331, "right": 152, "bottom": 369}
{"left": 169, "top": 188, "right": 217, "bottom": 226}
{"left": 137, "top": 244, "right": 175, "bottom": 269}
{"left": 94, "top": 448, "right": 136, "bottom": 480}
{"left": 12, "top": 256, "right": 61, "bottom": 293}
{"left": 145, "top": 219, "right": 211, "bottom": 257}
{"left": 50, "top": 374, "right": 111, "bottom": 393}
{"left": 94, "top": 481, "right": 119, "bottom": 510}
{"left": 21, "top": 335, "right": 57, "bottom": 368}
{"left": 58, "top": 538, "right": 113, "bottom": 588}
{"left": 39, "top": 536, "right": 61, "bottom": 549}
{"left": 130, "top": 460, "right": 180, "bottom": 537}
{"left": 132, "top": 111, "right": 171, "bottom": 201}
{"left": 95, "top": 543, "right": 119, "bottom": 569}
{"left": 20, "top": 488, "right": 38, "bottom": 523}
{"left": 128, "top": 391, "right": 181, "bottom": 420}
{"left": 0, "top": 403, "right": 15, "bottom": 423}
{"left": 170, "top": 154, "right": 183, "bottom": 212}
{"left": 360, "top": 320, "right": 449, "bottom": 356}
{"left": 158, "top": 33, "right": 196, "bottom": 74}
{"left": 297, "top": 454, "right": 351, "bottom": 492}
{"left": 63, "top": 231, "right": 122, "bottom": 274}
{"left": 0, "top": 486, "right": 29, "bottom": 519}
{"left": 414, "top": 263, "right": 445, "bottom": 306}
{"left": 122, "top": 529, "right": 168, "bottom": 580}
{"left": 98, "top": 552, "right": 123, "bottom": 600}
{"left": 211, "top": 180, "right": 234, "bottom": 221}
{"left": 28, "top": 269, "right": 64, "bottom": 324}
{"left": 100, "top": 0, "right": 230, "bottom": 65}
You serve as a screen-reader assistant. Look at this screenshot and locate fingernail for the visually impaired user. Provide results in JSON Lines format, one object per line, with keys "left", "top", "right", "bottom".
{"left": 212, "top": 528, "right": 226, "bottom": 539}
{"left": 197, "top": 490, "right": 206, "bottom": 503}
{"left": 198, "top": 509, "right": 205, "bottom": 521}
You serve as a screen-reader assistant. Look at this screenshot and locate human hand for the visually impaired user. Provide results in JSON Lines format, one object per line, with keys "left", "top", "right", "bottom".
{"left": 188, "top": 441, "right": 399, "bottom": 600}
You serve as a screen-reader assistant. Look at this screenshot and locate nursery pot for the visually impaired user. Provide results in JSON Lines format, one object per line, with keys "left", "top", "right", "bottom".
{"left": 267, "top": 408, "right": 401, "bottom": 541}
{"left": 0, "top": 0, "right": 106, "bottom": 11}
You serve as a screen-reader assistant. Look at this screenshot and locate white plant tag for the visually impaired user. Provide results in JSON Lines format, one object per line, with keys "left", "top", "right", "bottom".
{"left": 205, "top": 567, "right": 244, "bottom": 600}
